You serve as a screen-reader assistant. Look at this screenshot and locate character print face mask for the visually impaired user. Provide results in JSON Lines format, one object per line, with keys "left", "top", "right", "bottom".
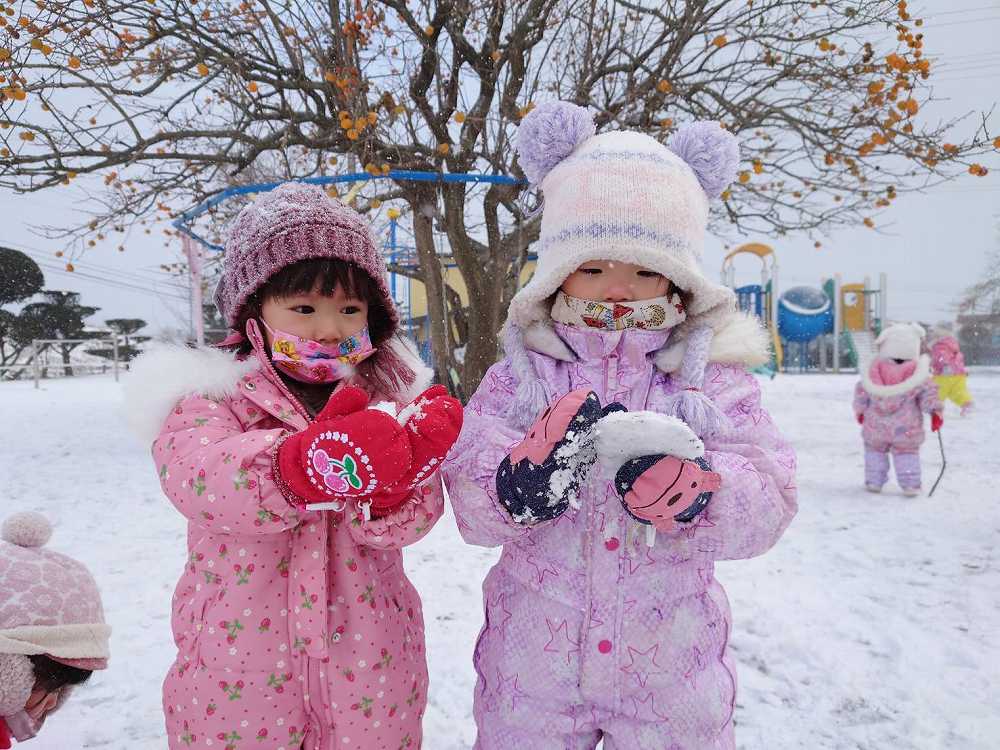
{"left": 262, "top": 321, "right": 376, "bottom": 384}
{"left": 551, "top": 291, "right": 686, "bottom": 331}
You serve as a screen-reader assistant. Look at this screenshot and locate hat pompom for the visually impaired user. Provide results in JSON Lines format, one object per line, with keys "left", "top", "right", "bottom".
{"left": 516, "top": 101, "right": 596, "bottom": 185}
{"left": 668, "top": 121, "right": 741, "bottom": 200}
{"left": 2, "top": 511, "right": 52, "bottom": 548}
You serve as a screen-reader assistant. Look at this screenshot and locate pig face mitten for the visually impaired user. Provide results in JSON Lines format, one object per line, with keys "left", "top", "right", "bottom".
{"left": 496, "top": 389, "right": 624, "bottom": 526}
{"left": 596, "top": 410, "right": 720, "bottom": 531}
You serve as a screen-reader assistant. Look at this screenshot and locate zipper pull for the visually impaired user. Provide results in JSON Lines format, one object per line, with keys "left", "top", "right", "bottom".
{"left": 360, "top": 500, "right": 372, "bottom": 523}
{"left": 645, "top": 524, "right": 656, "bottom": 548}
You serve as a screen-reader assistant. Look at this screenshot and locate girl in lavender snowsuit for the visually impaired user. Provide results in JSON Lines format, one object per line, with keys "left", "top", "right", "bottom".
{"left": 441, "top": 103, "right": 797, "bottom": 749}
{"left": 854, "top": 322, "right": 943, "bottom": 496}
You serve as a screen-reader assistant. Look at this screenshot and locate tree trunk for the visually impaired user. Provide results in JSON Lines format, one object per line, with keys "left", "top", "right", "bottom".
{"left": 461, "top": 281, "right": 504, "bottom": 399}
{"left": 408, "top": 195, "right": 454, "bottom": 391}
{"left": 61, "top": 344, "right": 73, "bottom": 377}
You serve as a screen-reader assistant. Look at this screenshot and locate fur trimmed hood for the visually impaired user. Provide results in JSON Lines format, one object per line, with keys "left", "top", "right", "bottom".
{"left": 860, "top": 354, "right": 932, "bottom": 398}
{"left": 522, "top": 311, "right": 770, "bottom": 373}
{"left": 123, "top": 337, "right": 432, "bottom": 443}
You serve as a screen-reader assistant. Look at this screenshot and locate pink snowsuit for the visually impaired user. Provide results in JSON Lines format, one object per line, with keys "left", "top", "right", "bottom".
{"left": 441, "top": 323, "right": 797, "bottom": 749}
{"left": 853, "top": 355, "right": 942, "bottom": 491}
{"left": 150, "top": 331, "right": 442, "bottom": 750}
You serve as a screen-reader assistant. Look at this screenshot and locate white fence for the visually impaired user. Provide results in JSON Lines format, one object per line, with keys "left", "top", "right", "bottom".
{"left": 0, "top": 337, "right": 121, "bottom": 388}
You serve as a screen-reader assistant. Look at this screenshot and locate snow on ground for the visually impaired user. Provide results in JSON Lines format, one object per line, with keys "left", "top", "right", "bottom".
{"left": 1, "top": 369, "right": 997, "bottom": 749}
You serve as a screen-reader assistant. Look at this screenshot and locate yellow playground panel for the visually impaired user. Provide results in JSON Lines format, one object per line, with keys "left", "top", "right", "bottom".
{"left": 840, "top": 283, "right": 867, "bottom": 332}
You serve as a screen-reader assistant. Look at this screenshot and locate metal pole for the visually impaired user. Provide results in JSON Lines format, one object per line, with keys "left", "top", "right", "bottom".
{"left": 771, "top": 262, "right": 779, "bottom": 330}
{"left": 112, "top": 334, "right": 120, "bottom": 383}
{"left": 863, "top": 275, "right": 872, "bottom": 330}
{"left": 32, "top": 340, "right": 40, "bottom": 389}
{"left": 879, "top": 272, "right": 888, "bottom": 330}
{"left": 833, "top": 274, "right": 842, "bottom": 373}
{"left": 182, "top": 234, "right": 205, "bottom": 346}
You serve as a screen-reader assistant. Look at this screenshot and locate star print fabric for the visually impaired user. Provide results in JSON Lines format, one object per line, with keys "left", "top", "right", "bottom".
{"left": 442, "top": 323, "right": 797, "bottom": 748}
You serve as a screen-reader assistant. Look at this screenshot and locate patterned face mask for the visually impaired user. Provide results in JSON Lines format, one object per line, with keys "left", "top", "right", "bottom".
{"left": 551, "top": 291, "right": 686, "bottom": 331}
{"left": 262, "top": 321, "right": 376, "bottom": 384}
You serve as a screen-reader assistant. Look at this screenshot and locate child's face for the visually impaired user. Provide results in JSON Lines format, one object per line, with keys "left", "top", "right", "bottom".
{"left": 561, "top": 260, "right": 670, "bottom": 302}
{"left": 260, "top": 281, "right": 369, "bottom": 346}
{"left": 25, "top": 685, "right": 60, "bottom": 722}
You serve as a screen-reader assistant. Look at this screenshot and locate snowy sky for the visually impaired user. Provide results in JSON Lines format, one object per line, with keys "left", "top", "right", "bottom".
{"left": 3, "top": 3, "right": 999, "bottom": 336}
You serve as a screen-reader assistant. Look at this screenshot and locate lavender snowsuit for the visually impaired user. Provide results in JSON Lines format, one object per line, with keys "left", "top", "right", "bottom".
{"left": 442, "top": 322, "right": 797, "bottom": 749}
{"left": 853, "top": 355, "right": 942, "bottom": 491}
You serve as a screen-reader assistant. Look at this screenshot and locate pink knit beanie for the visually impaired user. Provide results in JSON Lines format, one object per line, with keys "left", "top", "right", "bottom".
{"left": 214, "top": 182, "right": 399, "bottom": 331}
{"left": 0, "top": 512, "right": 110, "bottom": 715}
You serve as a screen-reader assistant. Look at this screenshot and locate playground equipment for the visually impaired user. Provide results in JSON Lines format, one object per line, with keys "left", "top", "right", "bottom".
{"left": 835, "top": 274, "right": 887, "bottom": 371}
{"left": 721, "top": 243, "right": 783, "bottom": 373}
{"left": 722, "top": 242, "right": 887, "bottom": 373}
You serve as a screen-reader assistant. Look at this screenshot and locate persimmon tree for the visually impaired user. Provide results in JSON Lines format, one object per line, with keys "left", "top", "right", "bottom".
{"left": 1, "top": 0, "right": 996, "bottom": 394}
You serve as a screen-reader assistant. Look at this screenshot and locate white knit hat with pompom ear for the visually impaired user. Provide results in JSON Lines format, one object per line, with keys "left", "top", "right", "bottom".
{"left": 502, "top": 101, "right": 741, "bottom": 431}
{"left": 876, "top": 322, "right": 925, "bottom": 361}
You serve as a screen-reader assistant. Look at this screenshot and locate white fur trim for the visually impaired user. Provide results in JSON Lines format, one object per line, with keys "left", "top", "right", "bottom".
{"left": 122, "top": 343, "right": 258, "bottom": 444}
{"left": 595, "top": 410, "right": 704, "bottom": 472}
{"left": 654, "top": 312, "right": 769, "bottom": 372}
{"left": 860, "top": 354, "right": 932, "bottom": 397}
{"left": 0, "top": 623, "right": 112, "bottom": 659}
{"left": 385, "top": 336, "right": 434, "bottom": 403}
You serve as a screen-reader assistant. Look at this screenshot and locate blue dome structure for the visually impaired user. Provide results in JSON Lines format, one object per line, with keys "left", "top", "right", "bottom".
{"left": 777, "top": 286, "right": 834, "bottom": 343}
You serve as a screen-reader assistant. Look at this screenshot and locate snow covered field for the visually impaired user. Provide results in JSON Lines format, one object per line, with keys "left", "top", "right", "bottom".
{"left": 2, "top": 369, "right": 997, "bottom": 749}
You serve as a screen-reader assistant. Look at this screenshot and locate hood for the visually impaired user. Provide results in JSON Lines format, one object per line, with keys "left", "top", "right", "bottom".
{"left": 122, "top": 337, "right": 432, "bottom": 444}
{"left": 860, "top": 354, "right": 931, "bottom": 398}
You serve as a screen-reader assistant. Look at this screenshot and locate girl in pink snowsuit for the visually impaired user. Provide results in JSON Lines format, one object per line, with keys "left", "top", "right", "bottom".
{"left": 441, "top": 103, "right": 797, "bottom": 749}
{"left": 853, "top": 323, "right": 943, "bottom": 496}
{"left": 127, "top": 183, "right": 462, "bottom": 750}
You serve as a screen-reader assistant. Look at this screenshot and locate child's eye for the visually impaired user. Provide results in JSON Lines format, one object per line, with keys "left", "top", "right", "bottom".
{"left": 637, "top": 271, "right": 662, "bottom": 279}
{"left": 342, "top": 306, "right": 362, "bottom": 315}
{"left": 579, "top": 268, "right": 602, "bottom": 275}
{"left": 292, "top": 305, "right": 315, "bottom": 314}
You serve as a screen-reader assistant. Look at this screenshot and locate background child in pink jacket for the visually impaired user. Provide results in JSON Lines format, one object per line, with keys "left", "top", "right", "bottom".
{"left": 126, "top": 183, "right": 462, "bottom": 750}
{"left": 929, "top": 332, "right": 974, "bottom": 415}
{"left": 854, "top": 323, "right": 943, "bottom": 496}
{"left": 441, "top": 103, "right": 797, "bottom": 749}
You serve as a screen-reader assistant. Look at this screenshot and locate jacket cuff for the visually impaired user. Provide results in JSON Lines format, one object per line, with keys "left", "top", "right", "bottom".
{"left": 270, "top": 431, "right": 309, "bottom": 509}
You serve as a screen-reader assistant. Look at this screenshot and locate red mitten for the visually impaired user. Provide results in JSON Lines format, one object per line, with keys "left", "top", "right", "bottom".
{"left": 856, "top": 413, "right": 864, "bottom": 425}
{"left": 931, "top": 412, "right": 943, "bottom": 432}
{"left": 276, "top": 386, "right": 413, "bottom": 506}
{"left": 367, "top": 386, "right": 464, "bottom": 516}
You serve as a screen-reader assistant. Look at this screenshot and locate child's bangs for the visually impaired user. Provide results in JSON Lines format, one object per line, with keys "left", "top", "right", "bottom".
{"left": 265, "top": 258, "right": 369, "bottom": 300}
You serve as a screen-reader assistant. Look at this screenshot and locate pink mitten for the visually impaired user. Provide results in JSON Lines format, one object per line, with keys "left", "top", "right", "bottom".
{"left": 614, "top": 455, "right": 721, "bottom": 531}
